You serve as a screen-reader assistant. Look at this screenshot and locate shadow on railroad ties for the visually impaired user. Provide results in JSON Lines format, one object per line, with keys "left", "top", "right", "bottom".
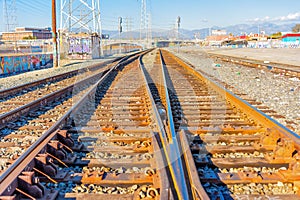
{"left": 0, "top": 68, "right": 99, "bottom": 138}
{"left": 0, "top": 97, "right": 68, "bottom": 138}
{"left": 161, "top": 64, "right": 233, "bottom": 200}
{"left": 140, "top": 61, "right": 180, "bottom": 198}
{"left": 65, "top": 62, "right": 122, "bottom": 152}
{"left": 0, "top": 65, "right": 95, "bottom": 104}
{"left": 41, "top": 65, "right": 122, "bottom": 199}
{"left": 188, "top": 131, "right": 233, "bottom": 200}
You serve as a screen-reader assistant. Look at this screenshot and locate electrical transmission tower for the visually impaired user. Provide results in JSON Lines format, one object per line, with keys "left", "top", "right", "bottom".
{"left": 3, "top": 0, "right": 17, "bottom": 32}
{"left": 147, "top": 13, "right": 152, "bottom": 46}
{"left": 140, "top": 0, "right": 152, "bottom": 47}
{"left": 140, "top": 0, "right": 147, "bottom": 40}
{"left": 60, "top": 0, "right": 102, "bottom": 35}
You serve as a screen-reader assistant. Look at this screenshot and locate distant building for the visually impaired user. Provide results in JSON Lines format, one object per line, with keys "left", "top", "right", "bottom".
{"left": 2, "top": 27, "right": 52, "bottom": 41}
{"left": 238, "top": 35, "right": 248, "bottom": 40}
{"left": 205, "top": 35, "right": 230, "bottom": 46}
{"left": 248, "top": 33, "right": 268, "bottom": 41}
{"left": 282, "top": 33, "right": 300, "bottom": 43}
{"left": 211, "top": 29, "right": 227, "bottom": 36}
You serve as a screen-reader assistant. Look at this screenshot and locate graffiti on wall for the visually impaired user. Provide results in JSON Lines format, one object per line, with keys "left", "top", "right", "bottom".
{"left": 68, "top": 37, "right": 91, "bottom": 54}
{"left": 0, "top": 54, "right": 53, "bottom": 76}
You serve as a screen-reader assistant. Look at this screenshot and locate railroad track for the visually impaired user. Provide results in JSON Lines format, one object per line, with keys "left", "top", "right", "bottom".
{"left": 1, "top": 48, "right": 300, "bottom": 200}
{"left": 0, "top": 57, "right": 131, "bottom": 174}
{"left": 208, "top": 53, "right": 300, "bottom": 78}
{"left": 0, "top": 58, "right": 123, "bottom": 99}
{"left": 0, "top": 50, "right": 185, "bottom": 200}
{"left": 170, "top": 50, "right": 299, "bottom": 133}
{"left": 0, "top": 57, "right": 127, "bottom": 128}
{"left": 154, "top": 49, "right": 300, "bottom": 199}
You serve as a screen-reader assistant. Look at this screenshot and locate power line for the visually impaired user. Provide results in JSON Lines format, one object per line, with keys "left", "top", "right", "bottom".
{"left": 17, "top": 0, "right": 47, "bottom": 16}
{"left": 60, "top": 0, "right": 102, "bottom": 34}
{"left": 3, "top": 0, "right": 17, "bottom": 31}
{"left": 18, "top": 0, "right": 47, "bottom": 11}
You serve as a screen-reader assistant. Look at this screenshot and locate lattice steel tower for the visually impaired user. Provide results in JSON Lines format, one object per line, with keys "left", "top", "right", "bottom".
{"left": 146, "top": 13, "right": 152, "bottom": 46}
{"left": 60, "top": 0, "right": 102, "bottom": 35}
{"left": 3, "top": 0, "right": 17, "bottom": 32}
{"left": 140, "top": 0, "right": 147, "bottom": 40}
{"left": 140, "top": 0, "right": 152, "bottom": 47}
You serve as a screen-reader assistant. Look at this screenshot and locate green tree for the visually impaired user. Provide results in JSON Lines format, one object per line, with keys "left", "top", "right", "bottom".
{"left": 292, "top": 24, "right": 300, "bottom": 32}
{"left": 270, "top": 32, "right": 282, "bottom": 39}
{"left": 23, "top": 35, "right": 37, "bottom": 40}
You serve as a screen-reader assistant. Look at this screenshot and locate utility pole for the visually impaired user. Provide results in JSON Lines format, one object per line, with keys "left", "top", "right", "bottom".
{"left": 125, "top": 17, "right": 133, "bottom": 40}
{"left": 140, "top": 0, "right": 146, "bottom": 41}
{"left": 52, "top": 0, "right": 58, "bottom": 67}
{"left": 147, "top": 13, "right": 152, "bottom": 47}
{"left": 177, "top": 16, "right": 181, "bottom": 53}
{"left": 119, "top": 17, "right": 122, "bottom": 54}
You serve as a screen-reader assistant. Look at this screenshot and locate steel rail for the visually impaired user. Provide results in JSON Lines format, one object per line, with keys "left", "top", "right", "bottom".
{"left": 0, "top": 63, "right": 110, "bottom": 129}
{"left": 166, "top": 49, "right": 300, "bottom": 148}
{"left": 179, "top": 130, "right": 210, "bottom": 200}
{"left": 0, "top": 57, "right": 123, "bottom": 98}
{"left": 0, "top": 52, "right": 143, "bottom": 195}
{"left": 138, "top": 54, "right": 173, "bottom": 199}
{"left": 162, "top": 49, "right": 300, "bottom": 199}
{"left": 158, "top": 49, "right": 190, "bottom": 200}
{"left": 208, "top": 53, "right": 300, "bottom": 78}
{"left": 0, "top": 51, "right": 144, "bottom": 130}
{"left": 140, "top": 54, "right": 194, "bottom": 199}
{"left": 139, "top": 55, "right": 180, "bottom": 199}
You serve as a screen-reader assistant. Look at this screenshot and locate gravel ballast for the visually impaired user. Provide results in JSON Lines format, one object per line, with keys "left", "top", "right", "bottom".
{"left": 168, "top": 47, "right": 300, "bottom": 133}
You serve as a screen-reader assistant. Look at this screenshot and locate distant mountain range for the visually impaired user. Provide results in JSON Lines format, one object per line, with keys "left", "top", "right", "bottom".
{"left": 103, "top": 22, "right": 298, "bottom": 40}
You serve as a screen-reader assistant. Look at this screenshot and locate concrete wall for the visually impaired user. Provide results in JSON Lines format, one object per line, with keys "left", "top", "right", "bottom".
{"left": 0, "top": 53, "right": 53, "bottom": 76}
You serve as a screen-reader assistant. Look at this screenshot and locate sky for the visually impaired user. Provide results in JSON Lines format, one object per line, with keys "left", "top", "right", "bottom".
{"left": 1, "top": 0, "right": 300, "bottom": 32}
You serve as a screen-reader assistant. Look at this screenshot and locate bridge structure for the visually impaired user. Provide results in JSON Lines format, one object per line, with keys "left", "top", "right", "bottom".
{"left": 102, "top": 39, "right": 149, "bottom": 49}
{"left": 59, "top": 31, "right": 196, "bottom": 60}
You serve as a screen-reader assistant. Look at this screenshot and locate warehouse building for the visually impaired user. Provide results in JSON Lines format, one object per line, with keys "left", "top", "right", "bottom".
{"left": 2, "top": 27, "right": 52, "bottom": 41}
{"left": 282, "top": 33, "right": 300, "bottom": 43}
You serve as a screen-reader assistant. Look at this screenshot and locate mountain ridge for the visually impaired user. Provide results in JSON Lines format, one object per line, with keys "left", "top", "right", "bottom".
{"left": 103, "top": 22, "right": 297, "bottom": 40}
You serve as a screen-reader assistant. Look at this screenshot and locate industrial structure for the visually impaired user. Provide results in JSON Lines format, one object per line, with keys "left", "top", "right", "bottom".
{"left": 59, "top": 0, "right": 103, "bottom": 58}
{"left": 282, "top": 33, "right": 300, "bottom": 42}
{"left": 1, "top": 27, "right": 52, "bottom": 41}
{"left": 2, "top": 0, "right": 17, "bottom": 32}
{"left": 140, "top": 0, "right": 152, "bottom": 47}
{"left": 60, "top": 0, "right": 102, "bottom": 34}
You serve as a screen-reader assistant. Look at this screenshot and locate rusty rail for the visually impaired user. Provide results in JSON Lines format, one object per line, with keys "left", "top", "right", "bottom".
{"left": 0, "top": 63, "right": 110, "bottom": 129}
{"left": 170, "top": 50, "right": 300, "bottom": 146}
{"left": 158, "top": 49, "right": 190, "bottom": 199}
{"left": 140, "top": 54, "right": 187, "bottom": 199}
{"left": 2, "top": 47, "right": 299, "bottom": 199}
{"left": 208, "top": 53, "right": 300, "bottom": 78}
{"left": 0, "top": 52, "right": 144, "bottom": 130}
{"left": 0, "top": 52, "right": 143, "bottom": 192}
{"left": 162, "top": 48, "right": 300, "bottom": 199}
{"left": 0, "top": 55, "right": 123, "bottom": 195}
{"left": 0, "top": 57, "right": 124, "bottom": 99}
{"left": 0, "top": 50, "right": 169, "bottom": 200}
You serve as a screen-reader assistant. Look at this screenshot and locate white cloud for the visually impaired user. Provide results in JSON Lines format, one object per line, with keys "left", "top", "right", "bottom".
{"left": 248, "top": 12, "right": 300, "bottom": 23}
{"left": 276, "top": 13, "right": 300, "bottom": 21}
{"left": 248, "top": 16, "right": 271, "bottom": 23}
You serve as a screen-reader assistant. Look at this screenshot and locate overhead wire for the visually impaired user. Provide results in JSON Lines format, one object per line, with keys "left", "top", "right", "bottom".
{"left": 16, "top": 0, "right": 51, "bottom": 27}
{"left": 17, "top": 0, "right": 48, "bottom": 16}
{"left": 18, "top": 0, "right": 46, "bottom": 11}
